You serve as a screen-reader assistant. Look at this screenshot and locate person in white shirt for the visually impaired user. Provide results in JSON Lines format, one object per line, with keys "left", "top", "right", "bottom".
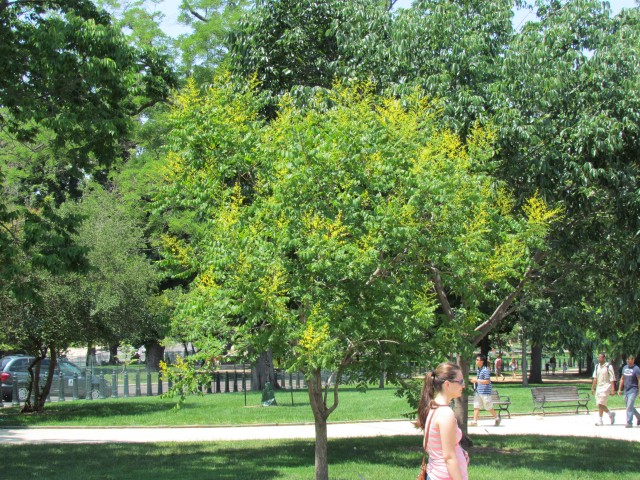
{"left": 591, "top": 353, "right": 616, "bottom": 426}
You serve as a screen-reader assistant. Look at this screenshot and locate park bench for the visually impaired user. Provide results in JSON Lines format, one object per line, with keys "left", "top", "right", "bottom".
{"left": 530, "top": 386, "right": 590, "bottom": 415}
{"left": 402, "top": 389, "right": 512, "bottom": 420}
{"left": 467, "top": 389, "right": 512, "bottom": 418}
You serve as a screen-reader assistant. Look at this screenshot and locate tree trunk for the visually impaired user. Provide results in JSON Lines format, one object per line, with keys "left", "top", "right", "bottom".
{"left": 86, "top": 342, "right": 97, "bottom": 367}
{"left": 479, "top": 335, "right": 490, "bottom": 357}
{"left": 521, "top": 324, "right": 528, "bottom": 387}
{"left": 586, "top": 354, "right": 594, "bottom": 376}
{"left": 252, "top": 350, "right": 277, "bottom": 391}
{"left": 108, "top": 343, "right": 119, "bottom": 365}
{"left": 308, "top": 370, "right": 330, "bottom": 480}
{"left": 528, "top": 343, "right": 543, "bottom": 384}
{"left": 145, "top": 339, "right": 165, "bottom": 371}
{"left": 22, "top": 347, "right": 57, "bottom": 413}
{"left": 456, "top": 355, "right": 472, "bottom": 448}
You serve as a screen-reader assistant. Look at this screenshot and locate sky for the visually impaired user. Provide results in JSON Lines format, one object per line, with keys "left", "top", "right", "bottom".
{"left": 158, "top": 0, "right": 638, "bottom": 38}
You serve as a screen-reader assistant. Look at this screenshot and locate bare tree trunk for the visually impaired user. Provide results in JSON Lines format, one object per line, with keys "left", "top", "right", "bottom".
{"left": 456, "top": 355, "right": 472, "bottom": 448}
{"left": 586, "top": 354, "right": 594, "bottom": 376}
{"left": 528, "top": 343, "right": 543, "bottom": 384}
{"left": 22, "top": 346, "right": 57, "bottom": 413}
{"left": 145, "top": 339, "right": 165, "bottom": 371}
{"left": 252, "top": 350, "right": 277, "bottom": 391}
{"left": 308, "top": 369, "right": 330, "bottom": 480}
{"left": 108, "top": 343, "right": 119, "bottom": 365}
{"left": 86, "top": 342, "right": 97, "bottom": 367}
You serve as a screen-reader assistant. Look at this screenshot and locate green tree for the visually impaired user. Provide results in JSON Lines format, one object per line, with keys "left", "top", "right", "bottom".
{"left": 494, "top": 0, "right": 640, "bottom": 357}
{"left": 0, "top": 0, "right": 176, "bottom": 409}
{"left": 157, "top": 77, "right": 558, "bottom": 479}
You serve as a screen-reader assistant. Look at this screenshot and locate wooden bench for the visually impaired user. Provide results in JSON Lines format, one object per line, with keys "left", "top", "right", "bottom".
{"left": 468, "top": 389, "right": 512, "bottom": 418}
{"left": 530, "top": 386, "right": 590, "bottom": 415}
{"left": 401, "top": 389, "right": 512, "bottom": 420}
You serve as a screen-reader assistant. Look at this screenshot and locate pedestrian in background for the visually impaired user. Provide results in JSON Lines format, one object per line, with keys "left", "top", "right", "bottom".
{"left": 591, "top": 352, "right": 616, "bottom": 426}
{"left": 617, "top": 354, "right": 640, "bottom": 428}
{"left": 470, "top": 354, "right": 501, "bottom": 426}
{"left": 495, "top": 353, "right": 505, "bottom": 381}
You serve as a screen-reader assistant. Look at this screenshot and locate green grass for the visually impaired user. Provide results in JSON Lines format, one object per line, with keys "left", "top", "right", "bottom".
{"left": 1, "top": 380, "right": 625, "bottom": 427}
{"left": 0, "top": 387, "right": 410, "bottom": 427}
{"left": 0, "top": 435, "right": 637, "bottom": 479}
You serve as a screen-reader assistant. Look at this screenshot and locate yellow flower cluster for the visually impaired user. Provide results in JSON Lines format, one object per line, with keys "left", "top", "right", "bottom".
{"left": 299, "top": 322, "right": 330, "bottom": 353}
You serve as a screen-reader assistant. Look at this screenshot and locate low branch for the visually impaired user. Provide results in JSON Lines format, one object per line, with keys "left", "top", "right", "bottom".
{"left": 430, "top": 265, "right": 455, "bottom": 320}
{"left": 471, "top": 251, "right": 546, "bottom": 345}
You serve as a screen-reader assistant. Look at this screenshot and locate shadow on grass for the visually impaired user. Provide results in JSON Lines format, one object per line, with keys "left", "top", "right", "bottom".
{"left": 0, "top": 399, "right": 175, "bottom": 426}
{"left": 0, "top": 435, "right": 638, "bottom": 479}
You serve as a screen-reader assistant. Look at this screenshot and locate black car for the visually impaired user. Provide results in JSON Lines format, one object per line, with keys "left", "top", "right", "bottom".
{"left": 1, "top": 355, "right": 109, "bottom": 402}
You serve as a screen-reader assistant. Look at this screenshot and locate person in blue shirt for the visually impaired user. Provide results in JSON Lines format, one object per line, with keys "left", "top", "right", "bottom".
{"left": 617, "top": 354, "right": 640, "bottom": 428}
{"left": 469, "top": 354, "right": 501, "bottom": 426}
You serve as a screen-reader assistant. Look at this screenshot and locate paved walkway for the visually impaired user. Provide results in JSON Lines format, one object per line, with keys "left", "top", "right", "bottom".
{"left": 0, "top": 409, "right": 636, "bottom": 444}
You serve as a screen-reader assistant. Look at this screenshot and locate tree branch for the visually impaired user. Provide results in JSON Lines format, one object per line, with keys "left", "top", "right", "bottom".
{"left": 430, "top": 265, "right": 455, "bottom": 320}
{"left": 184, "top": 2, "right": 209, "bottom": 23}
{"left": 471, "top": 251, "right": 546, "bottom": 345}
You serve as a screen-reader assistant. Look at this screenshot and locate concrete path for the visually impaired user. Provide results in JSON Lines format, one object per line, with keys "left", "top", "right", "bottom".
{"left": 0, "top": 409, "right": 636, "bottom": 444}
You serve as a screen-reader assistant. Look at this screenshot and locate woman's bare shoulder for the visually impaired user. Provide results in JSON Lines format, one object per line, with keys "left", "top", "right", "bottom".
{"left": 436, "top": 406, "right": 456, "bottom": 421}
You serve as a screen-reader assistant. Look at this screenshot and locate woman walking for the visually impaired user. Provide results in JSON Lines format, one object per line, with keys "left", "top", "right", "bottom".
{"left": 415, "top": 362, "right": 469, "bottom": 480}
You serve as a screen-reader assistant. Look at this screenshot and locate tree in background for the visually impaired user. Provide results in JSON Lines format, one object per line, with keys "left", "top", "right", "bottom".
{"left": 0, "top": 0, "right": 176, "bottom": 409}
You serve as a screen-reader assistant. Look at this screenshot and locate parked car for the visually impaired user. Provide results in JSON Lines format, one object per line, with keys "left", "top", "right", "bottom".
{"left": 1, "top": 355, "right": 110, "bottom": 402}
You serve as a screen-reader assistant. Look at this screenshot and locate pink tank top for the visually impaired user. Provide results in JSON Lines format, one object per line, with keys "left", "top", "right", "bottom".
{"left": 425, "top": 408, "right": 469, "bottom": 480}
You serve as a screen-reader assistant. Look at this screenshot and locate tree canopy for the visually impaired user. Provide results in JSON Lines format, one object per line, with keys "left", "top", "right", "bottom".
{"left": 156, "top": 75, "right": 558, "bottom": 479}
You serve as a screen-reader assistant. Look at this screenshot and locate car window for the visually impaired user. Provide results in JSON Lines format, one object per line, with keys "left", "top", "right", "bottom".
{"left": 1, "top": 357, "right": 10, "bottom": 369}
{"left": 58, "top": 361, "right": 82, "bottom": 376}
{"left": 9, "top": 358, "right": 29, "bottom": 372}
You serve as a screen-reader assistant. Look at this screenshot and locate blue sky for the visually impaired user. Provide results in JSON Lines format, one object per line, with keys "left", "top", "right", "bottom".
{"left": 159, "top": 0, "right": 638, "bottom": 37}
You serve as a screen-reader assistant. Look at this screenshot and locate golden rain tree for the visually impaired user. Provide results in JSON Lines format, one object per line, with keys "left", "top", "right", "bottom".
{"left": 156, "top": 76, "right": 559, "bottom": 480}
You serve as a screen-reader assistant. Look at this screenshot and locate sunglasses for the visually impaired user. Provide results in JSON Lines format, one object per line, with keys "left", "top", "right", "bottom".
{"left": 449, "top": 379, "right": 465, "bottom": 386}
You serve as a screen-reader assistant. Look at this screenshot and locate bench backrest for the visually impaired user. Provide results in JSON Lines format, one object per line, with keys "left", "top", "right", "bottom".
{"left": 531, "top": 386, "right": 580, "bottom": 401}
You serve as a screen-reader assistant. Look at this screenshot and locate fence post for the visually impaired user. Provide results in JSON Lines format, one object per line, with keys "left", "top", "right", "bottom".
{"left": 135, "top": 369, "right": 141, "bottom": 397}
{"left": 233, "top": 365, "right": 238, "bottom": 392}
{"left": 215, "top": 372, "right": 221, "bottom": 393}
{"left": 224, "top": 371, "right": 229, "bottom": 393}
{"left": 58, "top": 371, "right": 65, "bottom": 402}
{"left": 85, "top": 368, "right": 93, "bottom": 401}
{"left": 11, "top": 379, "right": 19, "bottom": 407}
{"left": 146, "top": 369, "right": 153, "bottom": 396}
{"left": 157, "top": 371, "right": 163, "bottom": 395}
{"left": 111, "top": 369, "right": 118, "bottom": 399}
{"left": 72, "top": 373, "right": 79, "bottom": 400}
{"left": 123, "top": 370, "right": 129, "bottom": 398}
{"left": 96, "top": 373, "right": 104, "bottom": 399}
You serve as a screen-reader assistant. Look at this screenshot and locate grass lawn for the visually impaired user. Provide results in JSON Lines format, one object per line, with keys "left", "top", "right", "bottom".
{"left": 0, "top": 434, "right": 637, "bottom": 479}
{"left": 0, "top": 387, "right": 410, "bottom": 427}
{"left": 0, "top": 380, "right": 626, "bottom": 427}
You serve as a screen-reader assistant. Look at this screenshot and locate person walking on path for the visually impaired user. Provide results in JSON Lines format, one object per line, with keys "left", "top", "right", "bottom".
{"left": 617, "top": 354, "right": 640, "bottom": 428}
{"left": 415, "top": 362, "right": 468, "bottom": 480}
{"left": 470, "top": 354, "right": 501, "bottom": 426}
{"left": 495, "top": 353, "right": 505, "bottom": 381}
{"left": 510, "top": 357, "right": 518, "bottom": 378}
{"left": 591, "top": 352, "right": 616, "bottom": 426}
